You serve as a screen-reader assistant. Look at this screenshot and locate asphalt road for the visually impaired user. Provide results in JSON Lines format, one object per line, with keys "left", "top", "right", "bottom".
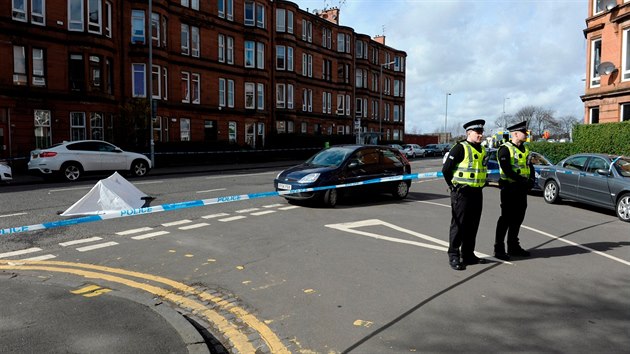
{"left": 1, "top": 157, "right": 628, "bottom": 353}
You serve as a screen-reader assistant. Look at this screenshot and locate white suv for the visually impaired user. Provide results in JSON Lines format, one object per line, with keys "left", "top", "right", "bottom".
{"left": 28, "top": 140, "right": 151, "bottom": 181}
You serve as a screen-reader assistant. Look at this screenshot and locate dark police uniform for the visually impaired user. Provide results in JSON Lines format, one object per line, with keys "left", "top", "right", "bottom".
{"left": 442, "top": 119, "right": 488, "bottom": 270}
{"left": 494, "top": 121, "right": 535, "bottom": 260}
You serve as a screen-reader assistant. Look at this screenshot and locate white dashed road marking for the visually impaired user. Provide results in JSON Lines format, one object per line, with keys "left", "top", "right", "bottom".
{"left": 131, "top": 231, "right": 170, "bottom": 240}
{"left": 0, "top": 212, "right": 27, "bottom": 218}
{"left": 23, "top": 254, "right": 57, "bottom": 261}
{"left": 116, "top": 227, "right": 153, "bottom": 235}
{"left": 162, "top": 220, "right": 192, "bottom": 227}
{"left": 278, "top": 206, "right": 300, "bottom": 211}
{"left": 219, "top": 216, "right": 247, "bottom": 222}
{"left": 0, "top": 248, "right": 43, "bottom": 259}
{"left": 178, "top": 223, "right": 210, "bottom": 230}
{"left": 60, "top": 237, "right": 103, "bottom": 247}
{"left": 202, "top": 213, "right": 230, "bottom": 219}
{"left": 196, "top": 188, "right": 227, "bottom": 194}
{"left": 251, "top": 211, "right": 276, "bottom": 216}
{"left": 263, "top": 204, "right": 284, "bottom": 208}
{"left": 236, "top": 208, "right": 260, "bottom": 213}
{"left": 76, "top": 242, "right": 119, "bottom": 252}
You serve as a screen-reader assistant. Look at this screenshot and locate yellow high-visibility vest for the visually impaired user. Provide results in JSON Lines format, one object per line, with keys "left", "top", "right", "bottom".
{"left": 499, "top": 142, "right": 530, "bottom": 182}
{"left": 452, "top": 141, "right": 487, "bottom": 187}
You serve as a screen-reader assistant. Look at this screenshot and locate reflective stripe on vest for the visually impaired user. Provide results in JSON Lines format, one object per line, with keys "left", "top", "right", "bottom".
{"left": 452, "top": 141, "right": 487, "bottom": 187}
{"left": 499, "top": 142, "right": 530, "bottom": 182}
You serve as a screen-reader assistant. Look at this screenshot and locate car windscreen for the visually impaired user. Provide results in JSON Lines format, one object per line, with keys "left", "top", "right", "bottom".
{"left": 306, "top": 147, "right": 354, "bottom": 167}
{"left": 613, "top": 157, "right": 630, "bottom": 177}
{"left": 530, "top": 153, "right": 552, "bottom": 166}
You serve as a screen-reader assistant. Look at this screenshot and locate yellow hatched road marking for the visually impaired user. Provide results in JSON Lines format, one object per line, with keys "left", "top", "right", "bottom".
{"left": 71, "top": 284, "right": 101, "bottom": 294}
{"left": 83, "top": 288, "right": 112, "bottom": 297}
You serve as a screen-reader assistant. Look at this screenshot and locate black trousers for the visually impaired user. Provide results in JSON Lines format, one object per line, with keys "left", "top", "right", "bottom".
{"left": 448, "top": 186, "right": 483, "bottom": 260}
{"left": 494, "top": 182, "right": 528, "bottom": 252}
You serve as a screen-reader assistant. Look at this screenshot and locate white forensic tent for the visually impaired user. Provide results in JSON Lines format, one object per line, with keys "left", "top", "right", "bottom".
{"left": 60, "top": 172, "right": 151, "bottom": 216}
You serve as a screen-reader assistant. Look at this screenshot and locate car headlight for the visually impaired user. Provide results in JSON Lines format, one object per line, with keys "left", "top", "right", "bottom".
{"left": 298, "top": 173, "right": 320, "bottom": 184}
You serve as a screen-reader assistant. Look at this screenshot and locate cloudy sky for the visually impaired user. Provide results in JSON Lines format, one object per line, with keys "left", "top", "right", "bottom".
{"left": 290, "top": 0, "right": 588, "bottom": 136}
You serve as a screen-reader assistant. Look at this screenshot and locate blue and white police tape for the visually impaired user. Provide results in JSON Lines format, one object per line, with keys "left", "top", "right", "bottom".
{"left": 1, "top": 169, "right": 500, "bottom": 236}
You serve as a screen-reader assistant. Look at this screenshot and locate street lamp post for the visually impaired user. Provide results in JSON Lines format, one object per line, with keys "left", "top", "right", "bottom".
{"left": 148, "top": 0, "right": 155, "bottom": 167}
{"left": 379, "top": 60, "right": 396, "bottom": 143}
{"left": 502, "top": 97, "right": 510, "bottom": 128}
{"left": 444, "top": 92, "right": 451, "bottom": 143}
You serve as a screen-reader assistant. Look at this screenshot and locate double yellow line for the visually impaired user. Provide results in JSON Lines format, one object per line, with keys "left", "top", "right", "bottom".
{"left": 0, "top": 260, "right": 289, "bottom": 353}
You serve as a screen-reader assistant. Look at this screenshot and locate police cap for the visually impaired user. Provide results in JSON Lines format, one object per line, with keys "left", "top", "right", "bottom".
{"left": 507, "top": 120, "right": 528, "bottom": 133}
{"left": 463, "top": 119, "right": 485, "bottom": 131}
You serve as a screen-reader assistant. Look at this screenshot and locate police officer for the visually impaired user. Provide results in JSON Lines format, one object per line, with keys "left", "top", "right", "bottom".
{"left": 442, "top": 119, "right": 488, "bottom": 271}
{"left": 494, "top": 120, "right": 534, "bottom": 261}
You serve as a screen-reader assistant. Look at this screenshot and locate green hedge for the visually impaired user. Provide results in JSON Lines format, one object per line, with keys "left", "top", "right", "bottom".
{"left": 529, "top": 121, "right": 630, "bottom": 163}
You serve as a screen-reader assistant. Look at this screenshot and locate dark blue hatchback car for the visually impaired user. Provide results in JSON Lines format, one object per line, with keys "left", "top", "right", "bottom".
{"left": 274, "top": 145, "right": 412, "bottom": 207}
{"left": 486, "top": 148, "right": 553, "bottom": 191}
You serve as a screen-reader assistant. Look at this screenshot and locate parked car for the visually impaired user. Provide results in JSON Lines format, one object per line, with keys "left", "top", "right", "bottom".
{"left": 274, "top": 145, "right": 412, "bottom": 207}
{"left": 403, "top": 144, "right": 426, "bottom": 158}
{"left": 538, "top": 153, "right": 630, "bottom": 222}
{"left": 486, "top": 148, "right": 553, "bottom": 191}
{"left": 0, "top": 161, "right": 12, "bottom": 182}
{"left": 28, "top": 140, "right": 152, "bottom": 182}
{"left": 423, "top": 143, "right": 450, "bottom": 157}
{"left": 387, "top": 144, "right": 406, "bottom": 155}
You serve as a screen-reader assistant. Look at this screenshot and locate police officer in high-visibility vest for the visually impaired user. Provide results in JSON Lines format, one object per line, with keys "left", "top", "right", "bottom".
{"left": 494, "top": 120, "right": 535, "bottom": 261}
{"left": 442, "top": 119, "right": 488, "bottom": 271}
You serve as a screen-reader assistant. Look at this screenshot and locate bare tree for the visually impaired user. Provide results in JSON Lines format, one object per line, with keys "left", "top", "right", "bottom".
{"left": 512, "top": 105, "right": 559, "bottom": 139}
{"left": 557, "top": 115, "right": 580, "bottom": 139}
{"left": 493, "top": 114, "right": 514, "bottom": 130}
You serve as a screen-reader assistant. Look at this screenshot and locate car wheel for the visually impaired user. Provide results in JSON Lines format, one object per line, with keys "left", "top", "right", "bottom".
{"left": 130, "top": 160, "right": 149, "bottom": 177}
{"left": 543, "top": 180, "right": 560, "bottom": 204}
{"left": 61, "top": 162, "right": 82, "bottom": 182}
{"left": 323, "top": 188, "right": 338, "bottom": 208}
{"left": 616, "top": 193, "right": 630, "bottom": 222}
{"left": 422, "top": 152, "right": 427, "bottom": 158}
{"left": 392, "top": 181, "right": 410, "bottom": 199}
{"left": 412, "top": 152, "right": 416, "bottom": 158}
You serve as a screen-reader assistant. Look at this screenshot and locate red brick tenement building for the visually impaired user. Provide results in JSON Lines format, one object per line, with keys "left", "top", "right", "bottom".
{"left": 0, "top": 0, "right": 406, "bottom": 160}
{"left": 582, "top": 0, "right": 630, "bottom": 124}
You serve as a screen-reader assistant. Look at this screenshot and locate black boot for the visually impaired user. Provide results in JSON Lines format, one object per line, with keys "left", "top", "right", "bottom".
{"left": 449, "top": 256, "right": 465, "bottom": 271}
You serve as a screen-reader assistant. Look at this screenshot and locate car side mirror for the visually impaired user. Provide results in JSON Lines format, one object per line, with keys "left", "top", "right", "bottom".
{"left": 596, "top": 168, "right": 611, "bottom": 176}
{"left": 348, "top": 160, "right": 360, "bottom": 169}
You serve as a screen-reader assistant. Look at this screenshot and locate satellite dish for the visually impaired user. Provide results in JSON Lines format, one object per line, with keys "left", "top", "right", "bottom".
{"left": 602, "top": 0, "right": 617, "bottom": 10}
{"left": 597, "top": 61, "right": 617, "bottom": 75}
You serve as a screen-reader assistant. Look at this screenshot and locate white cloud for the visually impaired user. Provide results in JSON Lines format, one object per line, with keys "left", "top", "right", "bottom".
{"left": 290, "top": 0, "right": 587, "bottom": 134}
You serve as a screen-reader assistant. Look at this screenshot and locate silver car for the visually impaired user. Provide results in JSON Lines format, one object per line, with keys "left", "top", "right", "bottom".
{"left": 538, "top": 153, "right": 630, "bottom": 222}
{"left": 403, "top": 144, "right": 426, "bottom": 158}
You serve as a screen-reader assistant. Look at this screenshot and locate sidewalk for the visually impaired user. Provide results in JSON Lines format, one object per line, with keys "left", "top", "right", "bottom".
{"left": 5, "top": 160, "right": 301, "bottom": 186}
